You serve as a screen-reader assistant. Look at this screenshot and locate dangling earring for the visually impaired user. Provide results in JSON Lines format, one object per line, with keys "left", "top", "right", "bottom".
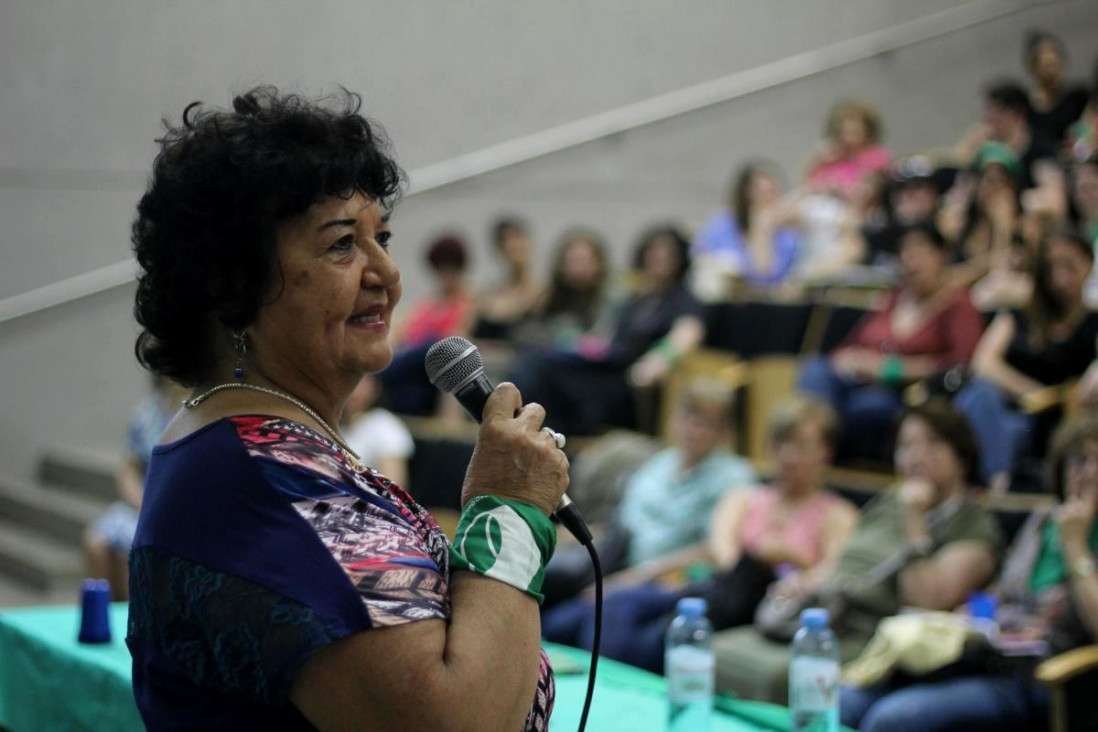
{"left": 232, "top": 330, "right": 247, "bottom": 379}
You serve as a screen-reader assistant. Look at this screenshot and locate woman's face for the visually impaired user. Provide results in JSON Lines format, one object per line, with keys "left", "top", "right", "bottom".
{"left": 499, "top": 227, "right": 533, "bottom": 268}
{"left": 1045, "top": 236, "right": 1092, "bottom": 306}
{"left": 895, "top": 416, "right": 966, "bottom": 493}
{"left": 1074, "top": 164, "right": 1098, "bottom": 219}
{"left": 249, "top": 192, "right": 401, "bottom": 385}
{"left": 672, "top": 401, "right": 730, "bottom": 464}
{"left": 560, "top": 237, "right": 603, "bottom": 290}
{"left": 642, "top": 235, "right": 681, "bottom": 286}
{"left": 898, "top": 233, "right": 945, "bottom": 295}
{"left": 748, "top": 170, "right": 781, "bottom": 208}
{"left": 836, "top": 113, "right": 870, "bottom": 151}
{"left": 1031, "top": 40, "right": 1065, "bottom": 86}
{"left": 1063, "top": 438, "right": 1098, "bottom": 508}
{"left": 772, "top": 419, "right": 830, "bottom": 492}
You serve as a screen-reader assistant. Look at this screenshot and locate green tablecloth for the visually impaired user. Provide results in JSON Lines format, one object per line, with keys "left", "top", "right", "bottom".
{"left": 0, "top": 603, "right": 141, "bottom": 732}
{"left": 0, "top": 604, "right": 820, "bottom": 731}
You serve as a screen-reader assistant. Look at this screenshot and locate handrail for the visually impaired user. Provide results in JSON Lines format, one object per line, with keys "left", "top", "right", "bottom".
{"left": 0, "top": 0, "right": 1041, "bottom": 325}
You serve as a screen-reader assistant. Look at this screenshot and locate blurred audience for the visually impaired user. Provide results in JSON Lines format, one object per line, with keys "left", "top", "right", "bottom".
{"left": 943, "top": 142, "right": 1025, "bottom": 289}
{"left": 542, "top": 398, "right": 857, "bottom": 673}
{"left": 799, "top": 223, "right": 983, "bottom": 463}
{"left": 513, "top": 225, "right": 705, "bottom": 436}
{"left": 862, "top": 157, "right": 946, "bottom": 271}
{"left": 961, "top": 81, "right": 1066, "bottom": 219}
{"left": 473, "top": 217, "right": 544, "bottom": 341}
{"left": 798, "top": 100, "right": 892, "bottom": 281}
{"left": 378, "top": 234, "right": 474, "bottom": 416}
{"left": 342, "top": 374, "right": 414, "bottom": 490}
{"left": 514, "top": 228, "right": 616, "bottom": 352}
{"left": 691, "top": 160, "right": 804, "bottom": 299}
{"left": 540, "top": 378, "right": 755, "bottom": 606}
{"left": 84, "top": 377, "right": 183, "bottom": 601}
{"left": 804, "top": 99, "right": 894, "bottom": 202}
{"left": 1072, "top": 154, "right": 1098, "bottom": 248}
{"left": 712, "top": 401, "right": 1002, "bottom": 704}
{"left": 841, "top": 415, "right": 1098, "bottom": 732}
{"left": 1025, "top": 31, "right": 1090, "bottom": 146}
{"left": 957, "top": 227, "right": 1098, "bottom": 493}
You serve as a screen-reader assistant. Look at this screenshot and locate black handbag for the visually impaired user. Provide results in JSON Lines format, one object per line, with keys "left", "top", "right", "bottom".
{"left": 685, "top": 554, "right": 777, "bottom": 632}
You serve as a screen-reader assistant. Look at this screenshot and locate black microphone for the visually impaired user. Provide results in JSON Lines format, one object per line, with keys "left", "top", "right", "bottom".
{"left": 425, "top": 336, "right": 592, "bottom": 545}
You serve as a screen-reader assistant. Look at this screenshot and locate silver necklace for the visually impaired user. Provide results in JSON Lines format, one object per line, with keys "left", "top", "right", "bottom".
{"left": 184, "top": 382, "right": 368, "bottom": 473}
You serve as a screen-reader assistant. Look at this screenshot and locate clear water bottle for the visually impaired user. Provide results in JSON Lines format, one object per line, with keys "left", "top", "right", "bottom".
{"left": 665, "top": 596, "right": 715, "bottom": 732}
{"left": 789, "top": 608, "right": 840, "bottom": 732}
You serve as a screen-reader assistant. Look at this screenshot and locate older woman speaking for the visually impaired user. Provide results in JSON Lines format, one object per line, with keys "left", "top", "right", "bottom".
{"left": 126, "top": 88, "right": 568, "bottom": 731}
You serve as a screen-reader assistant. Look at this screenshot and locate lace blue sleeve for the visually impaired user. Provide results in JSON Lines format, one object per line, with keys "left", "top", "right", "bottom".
{"left": 128, "top": 546, "right": 352, "bottom": 706}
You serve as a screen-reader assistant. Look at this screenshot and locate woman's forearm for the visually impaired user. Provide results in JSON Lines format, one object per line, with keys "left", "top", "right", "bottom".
{"left": 973, "top": 359, "right": 1045, "bottom": 399}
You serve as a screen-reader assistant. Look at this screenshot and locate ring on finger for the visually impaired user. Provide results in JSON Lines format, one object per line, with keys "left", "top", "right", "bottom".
{"left": 540, "top": 426, "right": 566, "bottom": 450}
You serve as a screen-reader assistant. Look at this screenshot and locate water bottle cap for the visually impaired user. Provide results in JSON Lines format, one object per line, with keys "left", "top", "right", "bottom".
{"left": 676, "top": 597, "right": 707, "bottom": 618}
{"left": 800, "top": 608, "right": 829, "bottom": 629}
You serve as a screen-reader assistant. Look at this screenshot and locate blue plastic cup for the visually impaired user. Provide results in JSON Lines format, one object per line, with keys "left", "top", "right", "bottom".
{"left": 967, "top": 591, "right": 998, "bottom": 621}
{"left": 78, "top": 578, "right": 112, "bottom": 644}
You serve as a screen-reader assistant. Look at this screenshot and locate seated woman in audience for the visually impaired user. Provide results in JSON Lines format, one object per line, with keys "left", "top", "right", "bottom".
{"left": 472, "top": 217, "right": 544, "bottom": 341}
{"left": 942, "top": 143, "right": 1024, "bottom": 289}
{"left": 342, "top": 374, "right": 414, "bottom": 491}
{"left": 690, "top": 160, "right": 804, "bottom": 298}
{"left": 711, "top": 401, "right": 1002, "bottom": 704}
{"left": 513, "top": 225, "right": 706, "bottom": 435}
{"left": 377, "top": 235, "right": 474, "bottom": 415}
{"left": 799, "top": 223, "right": 984, "bottom": 463}
{"left": 1025, "top": 31, "right": 1090, "bottom": 146}
{"left": 541, "top": 398, "right": 858, "bottom": 673}
{"left": 803, "top": 99, "right": 893, "bottom": 203}
{"left": 84, "top": 377, "right": 183, "bottom": 601}
{"left": 841, "top": 415, "right": 1098, "bottom": 732}
{"left": 514, "top": 228, "right": 616, "bottom": 352}
{"left": 955, "top": 227, "right": 1098, "bottom": 493}
{"left": 540, "top": 379, "right": 754, "bottom": 605}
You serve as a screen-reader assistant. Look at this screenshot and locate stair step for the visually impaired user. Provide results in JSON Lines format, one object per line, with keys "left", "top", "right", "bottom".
{"left": 38, "top": 445, "right": 122, "bottom": 502}
{"left": 0, "top": 517, "right": 84, "bottom": 592}
{"left": 0, "top": 480, "right": 112, "bottom": 546}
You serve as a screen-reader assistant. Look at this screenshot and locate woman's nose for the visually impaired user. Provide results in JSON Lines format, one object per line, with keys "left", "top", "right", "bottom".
{"left": 362, "top": 244, "right": 400, "bottom": 289}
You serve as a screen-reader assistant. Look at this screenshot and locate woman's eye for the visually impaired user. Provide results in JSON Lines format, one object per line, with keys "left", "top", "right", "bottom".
{"left": 331, "top": 234, "right": 354, "bottom": 253}
{"left": 377, "top": 231, "right": 393, "bottom": 249}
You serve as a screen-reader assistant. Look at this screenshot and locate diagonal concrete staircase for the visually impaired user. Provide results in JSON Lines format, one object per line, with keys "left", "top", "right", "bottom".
{"left": 0, "top": 445, "right": 120, "bottom": 604}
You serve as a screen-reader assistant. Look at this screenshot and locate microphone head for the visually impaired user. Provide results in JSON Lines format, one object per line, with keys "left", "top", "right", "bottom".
{"left": 424, "top": 336, "right": 483, "bottom": 394}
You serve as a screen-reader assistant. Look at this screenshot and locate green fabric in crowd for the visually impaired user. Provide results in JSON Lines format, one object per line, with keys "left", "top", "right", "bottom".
{"left": 1029, "top": 519, "right": 1098, "bottom": 595}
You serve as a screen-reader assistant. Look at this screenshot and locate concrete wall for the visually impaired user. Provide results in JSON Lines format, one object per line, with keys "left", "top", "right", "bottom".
{"left": 1, "top": 0, "right": 1096, "bottom": 479}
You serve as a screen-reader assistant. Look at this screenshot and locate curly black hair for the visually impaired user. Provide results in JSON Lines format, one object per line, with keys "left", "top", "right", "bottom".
{"left": 132, "top": 87, "right": 404, "bottom": 385}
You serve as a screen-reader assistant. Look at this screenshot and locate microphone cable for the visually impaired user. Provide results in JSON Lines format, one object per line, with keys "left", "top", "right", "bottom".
{"left": 577, "top": 539, "right": 602, "bottom": 732}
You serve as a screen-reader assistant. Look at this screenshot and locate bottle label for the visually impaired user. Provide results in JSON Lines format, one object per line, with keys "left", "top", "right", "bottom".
{"left": 666, "top": 646, "right": 715, "bottom": 702}
{"left": 789, "top": 657, "right": 838, "bottom": 713}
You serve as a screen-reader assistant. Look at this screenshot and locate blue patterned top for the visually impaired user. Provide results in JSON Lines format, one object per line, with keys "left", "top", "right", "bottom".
{"left": 127, "top": 415, "right": 553, "bottom": 730}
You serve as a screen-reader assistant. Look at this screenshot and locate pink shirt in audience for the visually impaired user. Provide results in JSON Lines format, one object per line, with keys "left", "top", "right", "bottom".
{"left": 807, "top": 144, "right": 893, "bottom": 199}
{"left": 737, "top": 485, "right": 838, "bottom": 568}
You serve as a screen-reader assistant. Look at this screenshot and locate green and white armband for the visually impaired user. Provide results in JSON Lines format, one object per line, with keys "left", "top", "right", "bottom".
{"left": 449, "top": 495, "right": 557, "bottom": 603}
